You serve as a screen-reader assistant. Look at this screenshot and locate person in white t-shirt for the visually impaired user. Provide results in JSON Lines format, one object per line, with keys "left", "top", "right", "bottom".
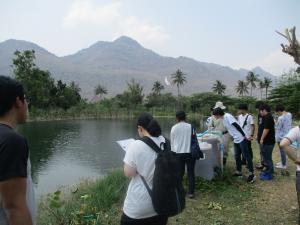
{"left": 280, "top": 125, "right": 300, "bottom": 224}
{"left": 121, "top": 113, "right": 168, "bottom": 225}
{"left": 237, "top": 104, "right": 255, "bottom": 165}
{"left": 170, "top": 111, "right": 195, "bottom": 198}
{"left": 213, "top": 107, "right": 256, "bottom": 183}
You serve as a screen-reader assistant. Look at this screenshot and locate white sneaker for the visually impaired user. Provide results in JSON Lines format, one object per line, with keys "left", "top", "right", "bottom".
{"left": 275, "top": 163, "right": 287, "bottom": 169}
{"left": 276, "top": 162, "right": 283, "bottom": 167}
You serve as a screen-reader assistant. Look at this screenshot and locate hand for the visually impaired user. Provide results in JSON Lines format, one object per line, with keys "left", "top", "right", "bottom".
{"left": 260, "top": 139, "right": 264, "bottom": 145}
{"left": 295, "top": 158, "right": 300, "bottom": 165}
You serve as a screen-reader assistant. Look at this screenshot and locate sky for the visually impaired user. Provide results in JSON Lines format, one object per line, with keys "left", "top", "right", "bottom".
{"left": 0, "top": 0, "right": 299, "bottom": 76}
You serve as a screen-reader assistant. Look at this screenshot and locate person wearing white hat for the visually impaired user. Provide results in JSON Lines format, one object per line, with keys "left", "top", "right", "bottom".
{"left": 206, "top": 102, "right": 230, "bottom": 165}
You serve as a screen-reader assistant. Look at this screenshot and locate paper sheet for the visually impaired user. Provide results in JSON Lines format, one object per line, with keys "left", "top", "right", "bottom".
{"left": 116, "top": 138, "right": 135, "bottom": 152}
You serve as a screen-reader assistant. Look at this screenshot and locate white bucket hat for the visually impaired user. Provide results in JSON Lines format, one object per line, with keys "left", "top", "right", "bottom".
{"left": 213, "top": 101, "right": 226, "bottom": 109}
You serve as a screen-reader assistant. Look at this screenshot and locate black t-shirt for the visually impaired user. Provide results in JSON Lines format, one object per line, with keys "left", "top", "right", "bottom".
{"left": 0, "top": 124, "right": 28, "bottom": 182}
{"left": 257, "top": 113, "right": 275, "bottom": 145}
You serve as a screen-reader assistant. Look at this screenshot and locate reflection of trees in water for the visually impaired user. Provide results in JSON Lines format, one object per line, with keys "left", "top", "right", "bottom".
{"left": 18, "top": 121, "right": 81, "bottom": 184}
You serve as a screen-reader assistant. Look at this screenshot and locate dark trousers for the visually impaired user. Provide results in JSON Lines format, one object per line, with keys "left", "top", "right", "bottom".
{"left": 242, "top": 140, "right": 253, "bottom": 163}
{"left": 296, "top": 172, "right": 300, "bottom": 225}
{"left": 234, "top": 139, "right": 254, "bottom": 173}
{"left": 260, "top": 144, "right": 274, "bottom": 174}
{"left": 120, "top": 213, "right": 168, "bottom": 225}
{"left": 178, "top": 153, "right": 196, "bottom": 195}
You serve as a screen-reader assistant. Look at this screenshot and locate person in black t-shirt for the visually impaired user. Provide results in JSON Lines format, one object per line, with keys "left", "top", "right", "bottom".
{"left": 257, "top": 104, "right": 275, "bottom": 181}
{"left": 0, "top": 76, "right": 35, "bottom": 225}
{"left": 255, "top": 101, "right": 265, "bottom": 170}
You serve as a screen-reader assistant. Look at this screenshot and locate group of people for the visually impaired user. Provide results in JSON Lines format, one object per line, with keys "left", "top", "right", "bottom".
{"left": 1, "top": 75, "right": 300, "bottom": 225}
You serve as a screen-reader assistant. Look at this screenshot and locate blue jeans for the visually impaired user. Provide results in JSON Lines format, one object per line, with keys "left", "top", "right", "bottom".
{"left": 261, "top": 144, "right": 274, "bottom": 174}
{"left": 234, "top": 139, "right": 254, "bottom": 173}
{"left": 278, "top": 142, "right": 287, "bottom": 166}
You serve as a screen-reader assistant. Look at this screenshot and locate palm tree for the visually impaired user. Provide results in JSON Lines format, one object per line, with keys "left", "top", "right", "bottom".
{"left": 152, "top": 81, "right": 164, "bottom": 95}
{"left": 258, "top": 80, "right": 265, "bottom": 100}
{"left": 263, "top": 77, "right": 272, "bottom": 99}
{"left": 212, "top": 80, "right": 226, "bottom": 95}
{"left": 171, "top": 69, "right": 187, "bottom": 99}
{"left": 246, "top": 71, "right": 259, "bottom": 97}
{"left": 235, "top": 80, "right": 249, "bottom": 97}
{"left": 94, "top": 84, "right": 108, "bottom": 99}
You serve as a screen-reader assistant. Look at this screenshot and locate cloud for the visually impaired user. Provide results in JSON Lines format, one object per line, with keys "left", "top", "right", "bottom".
{"left": 240, "top": 49, "right": 297, "bottom": 76}
{"left": 63, "top": 0, "right": 170, "bottom": 47}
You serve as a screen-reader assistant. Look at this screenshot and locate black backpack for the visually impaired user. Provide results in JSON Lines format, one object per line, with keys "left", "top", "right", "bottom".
{"left": 190, "top": 125, "right": 204, "bottom": 159}
{"left": 139, "top": 136, "right": 186, "bottom": 217}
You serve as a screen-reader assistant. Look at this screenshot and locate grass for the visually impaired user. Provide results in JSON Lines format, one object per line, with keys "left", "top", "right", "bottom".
{"left": 37, "top": 143, "right": 299, "bottom": 225}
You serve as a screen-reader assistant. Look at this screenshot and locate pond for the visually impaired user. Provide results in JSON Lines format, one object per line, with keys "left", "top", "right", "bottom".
{"left": 18, "top": 118, "right": 206, "bottom": 195}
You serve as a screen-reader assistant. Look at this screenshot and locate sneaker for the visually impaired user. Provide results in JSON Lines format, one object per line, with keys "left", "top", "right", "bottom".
{"left": 275, "top": 162, "right": 287, "bottom": 169}
{"left": 233, "top": 171, "right": 243, "bottom": 177}
{"left": 187, "top": 194, "right": 195, "bottom": 199}
{"left": 256, "top": 164, "right": 264, "bottom": 170}
{"left": 260, "top": 173, "right": 273, "bottom": 181}
{"left": 247, "top": 174, "right": 256, "bottom": 183}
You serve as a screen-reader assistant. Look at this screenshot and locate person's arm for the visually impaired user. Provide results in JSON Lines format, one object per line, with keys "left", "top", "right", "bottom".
{"left": 124, "top": 164, "right": 137, "bottom": 177}
{"left": 251, "top": 124, "right": 255, "bottom": 138}
{"left": 280, "top": 138, "right": 299, "bottom": 164}
{"left": 260, "top": 128, "right": 270, "bottom": 144}
{"left": 0, "top": 178, "right": 33, "bottom": 225}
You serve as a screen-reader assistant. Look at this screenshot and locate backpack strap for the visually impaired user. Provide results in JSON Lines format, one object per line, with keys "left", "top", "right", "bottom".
{"left": 139, "top": 174, "right": 153, "bottom": 197}
{"left": 242, "top": 114, "right": 249, "bottom": 129}
{"left": 139, "top": 136, "right": 163, "bottom": 154}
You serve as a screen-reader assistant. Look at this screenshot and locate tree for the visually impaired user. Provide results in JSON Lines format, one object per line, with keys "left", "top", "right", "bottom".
{"left": 94, "top": 85, "right": 108, "bottom": 99}
{"left": 263, "top": 77, "right": 272, "bottom": 99}
{"left": 212, "top": 80, "right": 226, "bottom": 95}
{"left": 258, "top": 80, "right": 265, "bottom": 100}
{"left": 235, "top": 80, "right": 249, "bottom": 97}
{"left": 152, "top": 81, "right": 164, "bottom": 95}
{"left": 246, "top": 71, "right": 259, "bottom": 96}
{"left": 276, "top": 27, "right": 300, "bottom": 65}
{"left": 117, "top": 79, "right": 144, "bottom": 108}
{"left": 171, "top": 69, "right": 187, "bottom": 98}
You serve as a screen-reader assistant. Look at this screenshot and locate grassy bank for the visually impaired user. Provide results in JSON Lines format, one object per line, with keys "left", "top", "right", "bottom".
{"left": 38, "top": 144, "right": 298, "bottom": 225}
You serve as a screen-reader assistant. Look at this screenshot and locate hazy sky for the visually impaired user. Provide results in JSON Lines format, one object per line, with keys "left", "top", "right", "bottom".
{"left": 1, "top": 0, "right": 299, "bottom": 75}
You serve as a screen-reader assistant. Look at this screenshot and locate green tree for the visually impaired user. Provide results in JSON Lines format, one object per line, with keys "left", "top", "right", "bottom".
{"left": 94, "top": 85, "right": 108, "bottom": 99}
{"left": 118, "top": 79, "right": 144, "bottom": 109}
{"left": 263, "top": 77, "right": 272, "bottom": 99}
{"left": 212, "top": 80, "right": 226, "bottom": 95}
{"left": 258, "top": 80, "right": 265, "bottom": 100}
{"left": 171, "top": 69, "right": 187, "bottom": 98}
{"left": 152, "top": 81, "right": 164, "bottom": 95}
{"left": 246, "top": 71, "right": 259, "bottom": 97}
{"left": 235, "top": 80, "right": 249, "bottom": 97}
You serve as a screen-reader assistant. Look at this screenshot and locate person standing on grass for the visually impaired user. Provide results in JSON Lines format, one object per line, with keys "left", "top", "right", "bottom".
{"left": 257, "top": 104, "right": 276, "bottom": 181}
{"left": 255, "top": 101, "right": 265, "bottom": 170}
{"left": 275, "top": 105, "right": 292, "bottom": 170}
{"left": 0, "top": 76, "right": 36, "bottom": 225}
{"left": 280, "top": 125, "right": 300, "bottom": 224}
{"left": 212, "top": 107, "right": 256, "bottom": 183}
{"left": 121, "top": 113, "right": 168, "bottom": 225}
{"left": 207, "top": 102, "right": 230, "bottom": 166}
{"left": 170, "top": 111, "right": 195, "bottom": 199}
{"left": 237, "top": 104, "right": 255, "bottom": 166}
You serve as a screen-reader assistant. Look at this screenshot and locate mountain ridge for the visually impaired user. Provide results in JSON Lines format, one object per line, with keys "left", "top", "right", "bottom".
{"left": 0, "top": 36, "right": 275, "bottom": 98}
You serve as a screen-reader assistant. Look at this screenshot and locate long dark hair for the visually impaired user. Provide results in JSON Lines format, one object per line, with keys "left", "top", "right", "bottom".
{"left": 137, "top": 113, "right": 162, "bottom": 137}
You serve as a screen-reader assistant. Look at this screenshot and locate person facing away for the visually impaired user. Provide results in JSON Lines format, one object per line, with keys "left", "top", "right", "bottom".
{"left": 212, "top": 107, "right": 256, "bottom": 183}
{"left": 275, "top": 105, "right": 292, "bottom": 170}
{"left": 121, "top": 113, "right": 168, "bottom": 225}
{"left": 237, "top": 104, "right": 255, "bottom": 164}
{"left": 280, "top": 124, "right": 300, "bottom": 224}
{"left": 170, "top": 111, "right": 195, "bottom": 199}
{"left": 207, "top": 101, "right": 230, "bottom": 166}
{"left": 257, "top": 104, "right": 276, "bottom": 181}
{"left": 0, "top": 76, "right": 36, "bottom": 225}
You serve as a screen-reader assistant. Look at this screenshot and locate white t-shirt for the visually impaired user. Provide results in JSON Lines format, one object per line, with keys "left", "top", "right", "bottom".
{"left": 170, "top": 122, "right": 192, "bottom": 154}
{"left": 123, "top": 136, "right": 165, "bottom": 219}
{"left": 238, "top": 113, "right": 254, "bottom": 138}
{"left": 223, "top": 113, "right": 245, "bottom": 144}
{"left": 284, "top": 126, "right": 300, "bottom": 171}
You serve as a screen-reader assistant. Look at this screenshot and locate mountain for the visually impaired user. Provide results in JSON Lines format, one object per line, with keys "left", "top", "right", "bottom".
{"left": 0, "top": 36, "right": 276, "bottom": 97}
